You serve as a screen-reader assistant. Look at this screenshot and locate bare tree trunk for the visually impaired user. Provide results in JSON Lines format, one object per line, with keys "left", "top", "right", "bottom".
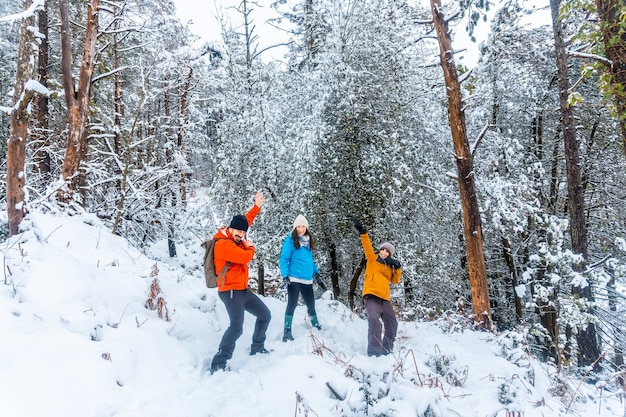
{"left": 329, "top": 243, "right": 341, "bottom": 300}
{"left": 548, "top": 129, "right": 561, "bottom": 212}
{"left": 163, "top": 78, "right": 177, "bottom": 258}
{"left": 501, "top": 236, "right": 522, "bottom": 323}
{"left": 550, "top": 0, "right": 600, "bottom": 367}
{"left": 58, "top": 0, "right": 99, "bottom": 202}
{"left": 595, "top": 0, "right": 626, "bottom": 152}
{"left": 430, "top": 0, "right": 492, "bottom": 329}
{"left": 112, "top": 90, "right": 145, "bottom": 236}
{"left": 258, "top": 263, "right": 265, "bottom": 296}
{"left": 532, "top": 258, "right": 559, "bottom": 361}
{"left": 113, "top": 3, "right": 123, "bottom": 157}
{"left": 34, "top": 0, "right": 51, "bottom": 176}
{"left": 7, "top": 0, "right": 37, "bottom": 236}
{"left": 240, "top": 0, "right": 253, "bottom": 70}
{"left": 178, "top": 67, "right": 193, "bottom": 206}
{"left": 606, "top": 266, "right": 623, "bottom": 372}
{"left": 348, "top": 256, "right": 366, "bottom": 312}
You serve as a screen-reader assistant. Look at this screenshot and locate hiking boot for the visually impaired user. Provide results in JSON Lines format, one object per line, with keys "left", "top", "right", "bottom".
{"left": 282, "top": 328, "right": 294, "bottom": 342}
{"left": 310, "top": 315, "right": 322, "bottom": 330}
{"left": 209, "top": 363, "right": 227, "bottom": 374}
{"left": 250, "top": 346, "right": 272, "bottom": 355}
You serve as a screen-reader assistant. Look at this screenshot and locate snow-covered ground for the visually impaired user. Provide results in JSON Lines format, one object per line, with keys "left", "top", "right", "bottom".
{"left": 0, "top": 209, "right": 623, "bottom": 417}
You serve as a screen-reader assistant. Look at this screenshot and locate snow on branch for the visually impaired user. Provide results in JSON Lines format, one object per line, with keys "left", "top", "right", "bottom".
{"left": 0, "top": 0, "right": 45, "bottom": 23}
{"left": 92, "top": 66, "right": 130, "bottom": 83}
{"left": 471, "top": 121, "right": 494, "bottom": 156}
{"left": 567, "top": 51, "right": 612, "bottom": 66}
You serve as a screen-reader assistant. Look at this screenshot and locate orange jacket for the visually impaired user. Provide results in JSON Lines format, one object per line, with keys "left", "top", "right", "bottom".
{"left": 213, "top": 204, "right": 261, "bottom": 291}
{"left": 360, "top": 233, "right": 402, "bottom": 301}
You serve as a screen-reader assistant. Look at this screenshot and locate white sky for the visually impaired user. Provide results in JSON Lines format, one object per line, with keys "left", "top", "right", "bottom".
{"left": 171, "top": 0, "right": 489, "bottom": 66}
{"left": 173, "top": 0, "right": 291, "bottom": 62}
{"left": 171, "top": 0, "right": 550, "bottom": 67}
{"left": 0, "top": 195, "right": 622, "bottom": 416}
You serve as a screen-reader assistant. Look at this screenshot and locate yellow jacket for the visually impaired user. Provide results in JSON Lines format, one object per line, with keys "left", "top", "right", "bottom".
{"left": 360, "top": 233, "right": 402, "bottom": 301}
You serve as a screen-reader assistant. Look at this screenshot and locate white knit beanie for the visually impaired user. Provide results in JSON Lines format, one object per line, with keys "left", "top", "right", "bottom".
{"left": 379, "top": 242, "right": 395, "bottom": 257}
{"left": 293, "top": 214, "right": 309, "bottom": 229}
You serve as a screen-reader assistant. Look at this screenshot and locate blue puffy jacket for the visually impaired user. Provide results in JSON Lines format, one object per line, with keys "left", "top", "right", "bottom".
{"left": 279, "top": 235, "right": 319, "bottom": 280}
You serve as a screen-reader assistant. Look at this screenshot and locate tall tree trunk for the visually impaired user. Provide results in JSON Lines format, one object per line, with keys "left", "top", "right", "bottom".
{"left": 7, "top": 0, "right": 38, "bottom": 236}
{"left": 58, "top": 0, "right": 99, "bottom": 202}
{"left": 113, "top": 3, "right": 123, "bottom": 157}
{"left": 241, "top": 0, "right": 253, "bottom": 70}
{"left": 595, "top": 0, "right": 626, "bottom": 152}
{"left": 532, "top": 253, "right": 559, "bottom": 361}
{"left": 548, "top": 129, "right": 561, "bottom": 212}
{"left": 257, "top": 263, "right": 265, "bottom": 296}
{"left": 430, "top": 0, "right": 492, "bottom": 329}
{"left": 329, "top": 243, "right": 340, "bottom": 300}
{"left": 606, "top": 266, "right": 623, "bottom": 371}
{"left": 112, "top": 89, "right": 145, "bottom": 236}
{"left": 501, "top": 236, "right": 522, "bottom": 323}
{"left": 163, "top": 78, "right": 177, "bottom": 258}
{"left": 550, "top": 0, "right": 600, "bottom": 367}
{"left": 34, "top": 0, "right": 51, "bottom": 176}
{"left": 178, "top": 67, "right": 193, "bottom": 206}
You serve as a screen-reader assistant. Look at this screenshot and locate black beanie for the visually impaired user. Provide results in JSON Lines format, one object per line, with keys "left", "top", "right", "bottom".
{"left": 228, "top": 214, "right": 249, "bottom": 232}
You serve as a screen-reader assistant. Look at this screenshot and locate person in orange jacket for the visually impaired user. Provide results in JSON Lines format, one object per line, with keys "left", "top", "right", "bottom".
{"left": 209, "top": 191, "right": 271, "bottom": 373}
{"left": 353, "top": 218, "right": 402, "bottom": 357}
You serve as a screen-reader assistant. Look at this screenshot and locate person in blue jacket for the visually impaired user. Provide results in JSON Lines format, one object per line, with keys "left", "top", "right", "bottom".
{"left": 280, "top": 214, "right": 322, "bottom": 341}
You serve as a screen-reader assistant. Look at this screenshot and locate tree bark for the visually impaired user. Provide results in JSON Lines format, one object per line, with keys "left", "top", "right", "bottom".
{"left": 550, "top": 0, "right": 600, "bottom": 367}
{"left": 501, "top": 236, "right": 522, "bottom": 323}
{"left": 58, "top": 0, "right": 100, "bottom": 202}
{"left": 257, "top": 263, "right": 265, "bottom": 296}
{"left": 532, "top": 260, "right": 559, "bottom": 361}
{"left": 430, "top": 0, "right": 492, "bottom": 329}
{"left": 163, "top": 77, "right": 178, "bottom": 257}
{"left": 606, "top": 267, "right": 624, "bottom": 369}
{"left": 113, "top": 3, "right": 123, "bottom": 157}
{"left": 348, "top": 256, "right": 366, "bottom": 312}
{"left": 595, "top": 0, "right": 626, "bottom": 152}
{"left": 178, "top": 67, "right": 193, "bottom": 206}
{"left": 329, "top": 243, "right": 341, "bottom": 300}
{"left": 34, "top": 0, "right": 51, "bottom": 176}
{"left": 7, "top": 0, "right": 37, "bottom": 236}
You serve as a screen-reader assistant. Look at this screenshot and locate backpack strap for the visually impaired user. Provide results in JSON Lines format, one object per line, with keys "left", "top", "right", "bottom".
{"left": 213, "top": 236, "right": 232, "bottom": 289}
{"left": 217, "top": 262, "right": 230, "bottom": 289}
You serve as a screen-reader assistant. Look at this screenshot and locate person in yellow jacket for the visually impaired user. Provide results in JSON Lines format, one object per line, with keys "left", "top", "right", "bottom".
{"left": 353, "top": 218, "right": 402, "bottom": 357}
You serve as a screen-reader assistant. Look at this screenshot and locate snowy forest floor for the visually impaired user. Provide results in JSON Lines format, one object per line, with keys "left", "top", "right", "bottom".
{"left": 0, "top": 204, "right": 624, "bottom": 417}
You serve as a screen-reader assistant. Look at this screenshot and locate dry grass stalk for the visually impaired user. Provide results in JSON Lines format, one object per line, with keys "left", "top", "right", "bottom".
{"left": 144, "top": 264, "right": 170, "bottom": 321}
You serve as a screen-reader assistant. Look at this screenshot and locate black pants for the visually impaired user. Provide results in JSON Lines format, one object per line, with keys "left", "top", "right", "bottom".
{"left": 285, "top": 282, "right": 317, "bottom": 318}
{"left": 211, "top": 289, "right": 271, "bottom": 368}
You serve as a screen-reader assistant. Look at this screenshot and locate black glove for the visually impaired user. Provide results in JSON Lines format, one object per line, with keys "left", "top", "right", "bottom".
{"left": 282, "top": 277, "right": 291, "bottom": 287}
{"left": 387, "top": 258, "right": 401, "bottom": 269}
{"left": 313, "top": 273, "right": 322, "bottom": 285}
{"left": 353, "top": 218, "right": 367, "bottom": 235}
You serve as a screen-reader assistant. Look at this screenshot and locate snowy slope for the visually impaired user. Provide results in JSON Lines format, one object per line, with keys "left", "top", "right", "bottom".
{"left": 0, "top": 210, "right": 622, "bottom": 417}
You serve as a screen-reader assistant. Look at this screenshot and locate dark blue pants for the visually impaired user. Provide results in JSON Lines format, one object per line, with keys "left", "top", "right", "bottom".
{"left": 285, "top": 282, "right": 317, "bottom": 318}
{"left": 211, "top": 289, "right": 271, "bottom": 368}
{"left": 364, "top": 294, "right": 398, "bottom": 356}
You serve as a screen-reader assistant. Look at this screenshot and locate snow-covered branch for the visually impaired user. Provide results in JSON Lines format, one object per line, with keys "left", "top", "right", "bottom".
{"left": 0, "top": 0, "right": 45, "bottom": 23}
